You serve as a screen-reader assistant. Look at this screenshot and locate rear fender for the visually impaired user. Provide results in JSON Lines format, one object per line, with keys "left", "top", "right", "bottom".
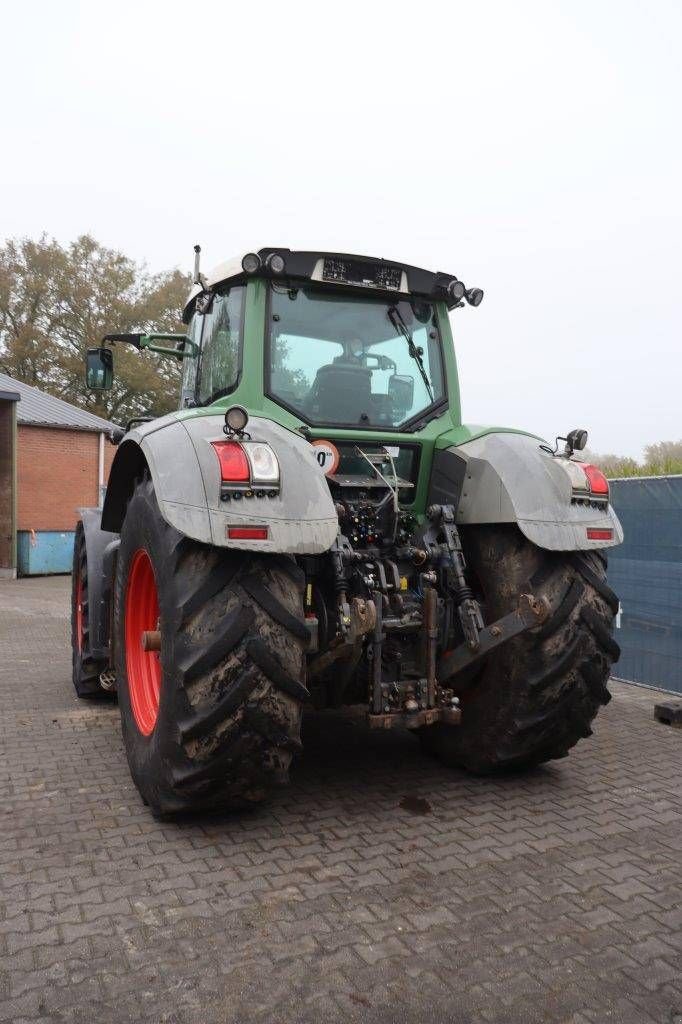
{"left": 448, "top": 432, "right": 623, "bottom": 551}
{"left": 101, "top": 414, "right": 338, "bottom": 554}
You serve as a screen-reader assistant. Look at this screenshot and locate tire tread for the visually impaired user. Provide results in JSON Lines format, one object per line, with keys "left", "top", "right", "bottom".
{"left": 71, "top": 521, "right": 106, "bottom": 698}
{"left": 115, "top": 477, "right": 307, "bottom": 816}
{"left": 421, "top": 526, "right": 618, "bottom": 773}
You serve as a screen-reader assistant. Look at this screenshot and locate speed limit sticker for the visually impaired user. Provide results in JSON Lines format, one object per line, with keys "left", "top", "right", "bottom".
{"left": 311, "top": 439, "right": 340, "bottom": 475}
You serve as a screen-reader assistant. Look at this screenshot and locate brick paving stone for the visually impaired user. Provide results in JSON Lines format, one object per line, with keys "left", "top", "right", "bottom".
{"left": 1, "top": 575, "right": 681, "bottom": 1023}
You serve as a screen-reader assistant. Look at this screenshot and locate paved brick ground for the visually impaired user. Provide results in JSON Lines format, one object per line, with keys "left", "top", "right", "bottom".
{"left": 1, "top": 576, "right": 681, "bottom": 1024}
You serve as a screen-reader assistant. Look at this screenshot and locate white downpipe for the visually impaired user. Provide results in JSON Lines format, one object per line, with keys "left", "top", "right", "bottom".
{"left": 98, "top": 432, "right": 105, "bottom": 507}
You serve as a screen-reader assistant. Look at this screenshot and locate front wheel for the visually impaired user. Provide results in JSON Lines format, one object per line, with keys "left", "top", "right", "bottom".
{"left": 420, "top": 526, "right": 620, "bottom": 772}
{"left": 114, "top": 477, "right": 309, "bottom": 817}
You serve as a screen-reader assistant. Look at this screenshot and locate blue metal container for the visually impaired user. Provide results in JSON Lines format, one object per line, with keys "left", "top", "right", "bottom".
{"left": 17, "top": 530, "right": 74, "bottom": 576}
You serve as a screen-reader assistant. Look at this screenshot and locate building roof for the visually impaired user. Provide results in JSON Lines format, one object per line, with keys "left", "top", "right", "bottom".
{"left": 0, "top": 372, "right": 114, "bottom": 432}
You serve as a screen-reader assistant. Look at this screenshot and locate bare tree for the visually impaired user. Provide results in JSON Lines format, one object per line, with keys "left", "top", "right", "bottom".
{"left": 0, "top": 235, "right": 189, "bottom": 423}
{"left": 643, "top": 441, "right": 682, "bottom": 475}
{"left": 585, "top": 442, "right": 682, "bottom": 477}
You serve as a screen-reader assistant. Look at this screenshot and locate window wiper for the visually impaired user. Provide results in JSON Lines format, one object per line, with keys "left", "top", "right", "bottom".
{"left": 387, "top": 306, "right": 434, "bottom": 403}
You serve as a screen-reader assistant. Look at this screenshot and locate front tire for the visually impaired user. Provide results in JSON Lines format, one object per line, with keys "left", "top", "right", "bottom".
{"left": 421, "top": 526, "right": 620, "bottom": 773}
{"left": 114, "top": 477, "right": 309, "bottom": 816}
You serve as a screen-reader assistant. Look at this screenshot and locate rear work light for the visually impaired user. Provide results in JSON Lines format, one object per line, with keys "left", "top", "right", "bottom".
{"left": 227, "top": 526, "right": 269, "bottom": 540}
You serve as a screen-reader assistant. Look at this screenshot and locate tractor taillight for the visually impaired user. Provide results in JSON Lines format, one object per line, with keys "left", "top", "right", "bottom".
{"left": 228, "top": 526, "right": 269, "bottom": 540}
{"left": 582, "top": 464, "right": 609, "bottom": 496}
{"left": 559, "top": 458, "right": 610, "bottom": 502}
{"left": 211, "top": 441, "right": 251, "bottom": 482}
{"left": 587, "top": 528, "right": 613, "bottom": 541}
{"left": 243, "top": 442, "right": 280, "bottom": 486}
{"left": 211, "top": 439, "right": 280, "bottom": 491}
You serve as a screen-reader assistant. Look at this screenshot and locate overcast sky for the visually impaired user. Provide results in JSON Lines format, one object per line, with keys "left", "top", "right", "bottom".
{"left": 1, "top": 0, "right": 680, "bottom": 457}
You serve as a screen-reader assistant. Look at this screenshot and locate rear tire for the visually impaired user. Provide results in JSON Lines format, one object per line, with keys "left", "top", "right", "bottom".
{"left": 420, "top": 526, "right": 620, "bottom": 773}
{"left": 71, "top": 521, "right": 106, "bottom": 698}
{"left": 114, "top": 477, "right": 308, "bottom": 816}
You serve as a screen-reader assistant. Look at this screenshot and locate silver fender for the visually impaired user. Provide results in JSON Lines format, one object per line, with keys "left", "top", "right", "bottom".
{"left": 103, "top": 413, "right": 338, "bottom": 554}
{"left": 451, "top": 432, "right": 623, "bottom": 550}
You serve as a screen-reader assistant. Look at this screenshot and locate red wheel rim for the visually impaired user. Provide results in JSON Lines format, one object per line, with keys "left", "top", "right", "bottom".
{"left": 75, "top": 568, "right": 84, "bottom": 653}
{"left": 125, "top": 548, "right": 161, "bottom": 735}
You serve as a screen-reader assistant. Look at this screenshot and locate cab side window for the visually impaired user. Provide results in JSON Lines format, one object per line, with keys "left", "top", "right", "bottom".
{"left": 180, "top": 312, "right": 203, "bottom": 408}
{"left": 197, "top": 287, "right": 244, "bottom": 405}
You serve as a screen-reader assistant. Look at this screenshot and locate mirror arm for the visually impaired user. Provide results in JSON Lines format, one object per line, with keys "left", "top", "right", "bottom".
{"left": 141, "top": 334, "right": 198, "bottom": 360}
{"left": 102, "top": 332, "right": 143, "bottom": 349}
{"left": 102, "top": 333, "right": 198, "bottom": 360}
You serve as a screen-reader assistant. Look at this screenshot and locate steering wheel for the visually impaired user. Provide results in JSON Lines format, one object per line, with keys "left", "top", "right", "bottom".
{"left": 361, "top": 352, "right": 397, "bottom": 373}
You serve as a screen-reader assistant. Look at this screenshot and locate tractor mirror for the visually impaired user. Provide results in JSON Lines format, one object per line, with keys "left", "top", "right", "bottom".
{"left": 388, "top": 373, "right": 414, "bottom": 413}
{"left": 86, "top": 347, "right": 114, "bottom": 390}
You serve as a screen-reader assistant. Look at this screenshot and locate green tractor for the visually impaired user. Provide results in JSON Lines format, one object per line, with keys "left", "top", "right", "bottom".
{"left": 72, "top": 247, "right": 622, "bottom": 817}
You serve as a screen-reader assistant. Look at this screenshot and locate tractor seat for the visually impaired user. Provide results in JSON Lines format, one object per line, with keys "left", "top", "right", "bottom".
{"left": 307, "top": 363, "right": 373, "bottom": 424}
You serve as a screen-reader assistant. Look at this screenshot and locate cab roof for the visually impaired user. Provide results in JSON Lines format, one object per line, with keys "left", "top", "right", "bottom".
{"left": 184, "top": 248, "right": 474, "bottom": 320}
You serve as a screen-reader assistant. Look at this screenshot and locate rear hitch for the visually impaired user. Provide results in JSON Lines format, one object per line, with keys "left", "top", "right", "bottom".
{"left": 423, "top": 504, "right": 485, "bottom": 650}
{"left": 438, "top": 592, "right": 550, "bottom": 683}
{"left": 368, "top": 705, "right": 462, "bottom": 730}
{"left": 308, "top": 595, "right": 376, "bottom": 680}
{"left": 368, "top": 580, "right": 463, "bottom": 731}
{"left": 366, "top": 592, "right": 548, "bottom": 730}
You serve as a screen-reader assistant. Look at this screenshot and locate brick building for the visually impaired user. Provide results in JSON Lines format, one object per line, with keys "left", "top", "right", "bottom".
{"left": 0, "top": 372, "right": 115, "bottom": 577}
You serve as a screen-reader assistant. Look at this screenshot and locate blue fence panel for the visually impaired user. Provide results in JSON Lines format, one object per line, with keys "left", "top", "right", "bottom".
{"left": 608, "top": 476, "right": 682, "bottom": 693}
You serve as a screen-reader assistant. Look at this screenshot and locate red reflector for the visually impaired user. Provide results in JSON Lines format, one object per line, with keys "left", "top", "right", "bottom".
{"left": 586, "top": 528, "right": 613, "bottom": 541}
{"left": 228, "top": 526, "right": 269, "bottom": 540}
{"left": 582, "top": 463, "right": 609, "bottom": 495}
{"left": 211, "top": 441, "right": 250, "bottom": 482}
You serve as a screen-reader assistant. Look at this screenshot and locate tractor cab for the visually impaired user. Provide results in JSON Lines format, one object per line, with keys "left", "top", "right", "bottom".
{"left": 177, "top": 248, "right": 481, "bottom": 432}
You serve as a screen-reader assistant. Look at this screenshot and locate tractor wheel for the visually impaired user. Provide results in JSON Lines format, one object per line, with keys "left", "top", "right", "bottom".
{"left": 71, "top": 520, "right": 106, "bottom": 697}
{"left": 113, "top": 476, "right": 308, "bottom": 817}
{"left": 421, "top": 525, "right": 620, "bottom": 773}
